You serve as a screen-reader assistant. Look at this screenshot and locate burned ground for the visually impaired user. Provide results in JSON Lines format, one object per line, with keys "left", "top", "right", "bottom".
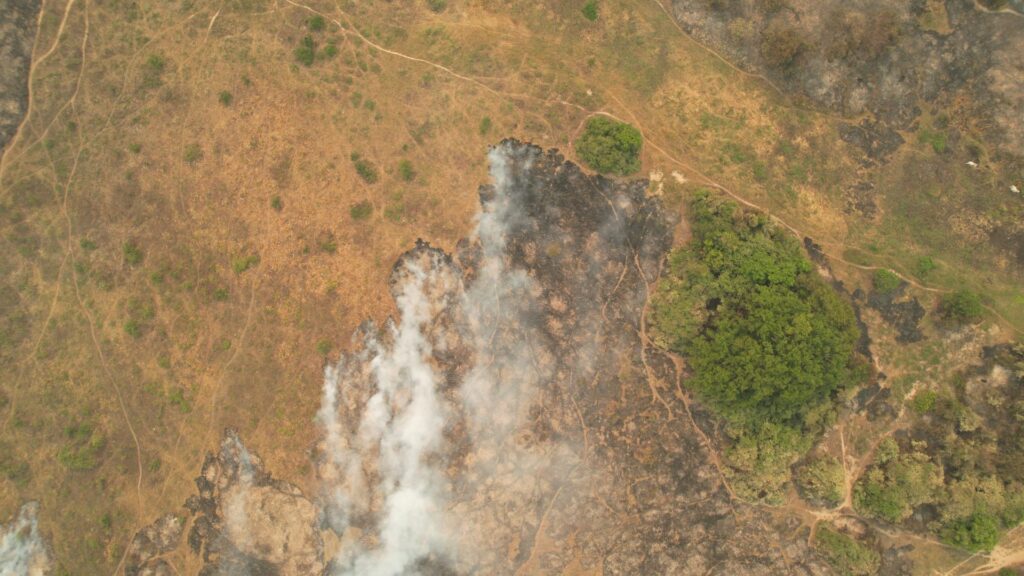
{"left": 129, "top": 141, "right": 832, "bottom": 574}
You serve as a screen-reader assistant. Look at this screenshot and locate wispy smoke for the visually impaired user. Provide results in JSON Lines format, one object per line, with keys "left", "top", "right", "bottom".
{"left": 322, "top": 258, "right": 455, "bottom": 575}
{"left": 460, "top": 144, "right": 548, "bottom": 444}
{"left": 316, "top": 142, "right": 562, "bottom": 574}
{"left": 223, "top": 436, "right": 255, "bottom": 553}
{"left": 0, "top": 502, "right": 50, "bottom": 576}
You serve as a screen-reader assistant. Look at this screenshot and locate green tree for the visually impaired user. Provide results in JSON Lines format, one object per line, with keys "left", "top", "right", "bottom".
{"left": 797, "top": 456, "right": 845, "bottom": 507}
{"left": 813, "top": 525, "right": 881, "bottom": 576}
{"left": 939, "top": 289, "right": 983, "bottom": 324}
{"left": 575, "top": 117, "right": 643, "bottom": 176}
{"left": 581, "top": 0, "right": 598, "bottom": 21}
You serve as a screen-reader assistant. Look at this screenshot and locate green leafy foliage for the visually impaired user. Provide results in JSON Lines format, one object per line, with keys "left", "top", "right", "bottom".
{"left": 910, "top": 390, "right": 938, "bottom": 414}
{"left": 797, "top": 456, "right": 845, "bottom": 507}
{"left": 813, "top": 525, "right": 881, "bottom": 576}
{"left": 939, "top": 289, "right": 984, "bottom": 324}
{"left": 853, "top": 438, "right": 943, "bottom": 523}
{"left": 307, "top": 15, "right": 326, "bottom": 31}
{"left": 218, "top": 91, "right": 233, "bottom": 106}
{"left": 575, "top": 117, "right": 642, "bottom": 176}
{"left": 351, "top": 153, "right": 379, "bottom": 183}
{"left": 915, "top": 256, "right": 937, "bottom": 277}
{"left": 479, "top": 116, "right": 492, "bottom": 135}
{"left": 582, "top": 0, "right": 598, "bottom": 21}
{"left": 651, "top": 191, "right": 863, "bottom": 501}
{"left": 398, "top": 159, "right": 416, "bottom": 182}
{"left": 295, "top": 36, "right": 316, "bottom": 66}
{"left": 872, "top": 269, "right": 901, "bottom": 294}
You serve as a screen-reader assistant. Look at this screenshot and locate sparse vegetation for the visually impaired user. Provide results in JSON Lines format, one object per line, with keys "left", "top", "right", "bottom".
{"left": 218, "top": 91, "right": 233, "bottom": 106}
{"left": 231, "top": 254, "right": 260, "bottom": 274}
{"left": 426, "top": 0, "right": 447, "bottom": 13}
{"left": 479, "top": 116, "right": 492, "bottom": 135}
{"left": 350, "top": 200, "right": 373, "bottom": 221}
{"left": 398, "top": 159, "right": 416, "bottom": 182}
{"left": 295, "top": 36, "right": 316, "bottom": 66}
{"left": 184, "top": 144, "right": 203, "bottom": 164}
{"left": 123, "top": 241, "right": 143, "bottom": 266}
{"left": 575, "top": 117, "right": 643, "bottom": 176}
{"left": 308, "top": 15, "right": 326, "bottom": 31}
{"left": 57, "top": 423, "right": 106, "bottom": 471}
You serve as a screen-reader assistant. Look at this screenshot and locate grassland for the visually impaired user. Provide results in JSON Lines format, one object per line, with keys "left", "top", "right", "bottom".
{"left": 0, "top": 0, "right": 1021, "bottom": 572}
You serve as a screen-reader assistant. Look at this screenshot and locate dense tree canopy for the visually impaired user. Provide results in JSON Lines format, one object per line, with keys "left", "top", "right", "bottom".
{"left": 651, "top": 191, "right": 864, "bottom": 501}
{"left": 574, "top": 117, "right": 643, "bottom": 176}
{"left": 653, "top": 191, "right": 862, "bottom": 432}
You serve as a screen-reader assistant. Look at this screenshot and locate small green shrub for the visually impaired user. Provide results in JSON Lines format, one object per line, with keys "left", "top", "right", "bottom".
{"left": 79, "top": 238, "right": 97, "bottom": 251}
{"left": 918, "top": 128, "right": 948, "bottom": 154}
{"left": 911, "top": 390, "right": 938, "bottom": 414}
{"left": 582, "top": 0, "right": 598, "bottom": 21}
{"left": 916, "top": 256, "right": 937, "bottom": 277}
{"left": 231, "top": 254, "right": 260, "bottom": 274}
{"left": 308, "top": 15, "right": 326, "bottom": 31}
{"left": 351, "top": 154, "right": 379, "bottom": 183}
{"left": 575, "top": 116, "right": 643, "bottom": 176}
{"left": 479, "top": 116, "right": 492, "bottom": 135}
{"left": 316, "top": 340, "right": 331, "bottom": 355}
{"left": 128, "top": 143, "right": 142, "bottom": 154}
{"left": 398, "top": 159, "right": 415, "bottom": 182}
{"left": 271, "top": 195, "right": 283, "bottom": 211}
{"left": 939, "top": 289, "right": 984, "bottom": 324}
{"left": 813, "top": 525, "right": 881, "bottom": 576}
{"left": 872, "top": 269, "right": 902, "bottom": 294}
{"left": 212, "top": 287, "right": 230, "bottom": 301}
{"left": 295, "top": 36, "right": 316, "bottom": 66}
{"left": 218, "top": 91, "right": 233, "bottom": 106}
{"left": 323, "top": 43, "right": 339, "bottom": 58}
{"left": 123, "top": 241, "right": 143, "bottom": 265}
{"left": 124, "top": 319, "right": 141, "bottom": 338}
{"left": 943, "top": 512, "right": 1002, "bottom": 552}
{"left": 350, "top": 200, "right": 373, "bottom": 221}
{"left": 184, "top": 144, "right": 203, "bottom": 164}
{"left": 427, "top": 0, "right": 447, "bottom": 12}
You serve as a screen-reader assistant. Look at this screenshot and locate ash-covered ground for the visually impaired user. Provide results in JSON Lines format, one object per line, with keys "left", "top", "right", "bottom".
{"left": 0, "top": 0, "right": 39, "bottom": 153}
{"left": 126, "top": 141, "right": 831, "bottom": 575}
{"left": 666, "top": 0, "right": 1024, "bottom": 161}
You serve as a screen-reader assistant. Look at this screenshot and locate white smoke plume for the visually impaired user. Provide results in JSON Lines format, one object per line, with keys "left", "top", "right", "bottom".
{"left": 223, "top": 436, "right": 255, "bottom": 553}
{"left": 459, "top": 144, "right": 548, "bottom": 444}
{"left": 0, "top": 503, "right": 50, "bottom": 576}
{"left": 321, "top": 261, "right": 454, "bottom": 575}
{"left": 316, "top": 142, "right": 559, "bottom": 574}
